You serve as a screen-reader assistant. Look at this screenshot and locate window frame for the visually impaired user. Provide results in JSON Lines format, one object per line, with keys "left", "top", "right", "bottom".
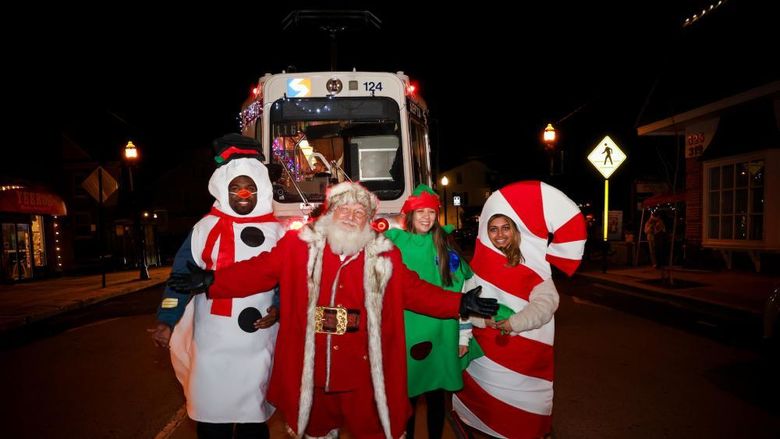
{"left": 703, "top": 151, "right": 765, "bottom": 245}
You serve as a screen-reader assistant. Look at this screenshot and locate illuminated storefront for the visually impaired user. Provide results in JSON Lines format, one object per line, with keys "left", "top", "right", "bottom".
{"left": 0, "top": 185, "right": 67, "bottom": 281}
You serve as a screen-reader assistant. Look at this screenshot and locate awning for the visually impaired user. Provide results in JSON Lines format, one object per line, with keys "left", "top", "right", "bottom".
{"left": 641, "top": 192, "right": 686, "bottom": 208}
{"left": 0, "top": 188, "right": 67, "bottom": 216}
{"left": 637, "top": 81, "right": 780, "bottom": 136}
{"left": 700, "top": 98, "right": 780, "bottom": 160}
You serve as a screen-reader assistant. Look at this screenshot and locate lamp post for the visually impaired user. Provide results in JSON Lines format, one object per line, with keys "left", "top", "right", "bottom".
{"left": 441, "top": 176, "right": 449, "bottom": 225}
{"left": 123, "top": 141, "right": 150, "bottom": 280}
{"left": 543, "top": 123, "right": 557, "bottom": 176}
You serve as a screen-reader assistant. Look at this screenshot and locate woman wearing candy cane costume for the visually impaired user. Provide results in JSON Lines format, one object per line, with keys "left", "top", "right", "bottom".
{"left": 453, "top": 181, "right": 586, "bottom": 439}
{"left": 151, "top": 134, "right": 283, "bottom": 439}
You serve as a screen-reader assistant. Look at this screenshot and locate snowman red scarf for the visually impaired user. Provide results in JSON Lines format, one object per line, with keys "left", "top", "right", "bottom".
{"left": 200, "top": 207, "right": 276, "bottom": 316}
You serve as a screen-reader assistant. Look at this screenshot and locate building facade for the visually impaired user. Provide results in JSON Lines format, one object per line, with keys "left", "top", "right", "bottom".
{"left": 637, "top": 81, "right": 780, "bottom": 271}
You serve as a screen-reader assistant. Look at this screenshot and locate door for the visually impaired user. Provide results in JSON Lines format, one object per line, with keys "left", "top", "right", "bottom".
{"left": 1, "top": 223, "right": 32, "bottom": 281}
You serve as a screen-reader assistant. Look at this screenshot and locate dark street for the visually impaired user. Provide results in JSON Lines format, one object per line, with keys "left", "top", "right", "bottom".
{"left": 1, "top": 279, "right": 777, "bottom": 438}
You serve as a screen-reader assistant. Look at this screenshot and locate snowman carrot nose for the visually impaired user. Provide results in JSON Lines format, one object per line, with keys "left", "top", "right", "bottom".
{"left": 230, "top": 189, "right": 256, "bottom": 199}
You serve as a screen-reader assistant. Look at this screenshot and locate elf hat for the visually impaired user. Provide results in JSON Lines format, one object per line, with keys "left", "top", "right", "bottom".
{"left": 401, "top": 184, "right": 440, "bottom": 214}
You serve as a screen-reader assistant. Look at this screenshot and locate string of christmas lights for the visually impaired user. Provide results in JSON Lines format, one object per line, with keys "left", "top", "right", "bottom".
{"left": 53, "top": 215, "right": 62, "bottom": 269}
{"left": 683, "top": 0, "right": 727, "bottom": 28}
{"left": 239, "top": 100, "right": 263, "bottom": 131}
{"left": 272, "top": 137, "right": 302, "bottom": 182}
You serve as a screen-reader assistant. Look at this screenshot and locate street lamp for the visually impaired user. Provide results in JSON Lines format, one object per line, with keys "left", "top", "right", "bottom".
{"left": 441, "top": 176, "right": 449, "bottom": 225}
{"left": 543, "top": 123, "right": 557, "bottom": 175}
{"left": 123, "top": 141, "right": 149, "bottom": 280}
{"left": 124, "top": 141, "right": 138, "bottom": 190}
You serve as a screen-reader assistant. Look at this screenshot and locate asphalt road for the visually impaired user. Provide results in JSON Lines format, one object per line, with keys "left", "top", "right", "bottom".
{"left": 1, "top": 280, "right": 778, "bottom": 438}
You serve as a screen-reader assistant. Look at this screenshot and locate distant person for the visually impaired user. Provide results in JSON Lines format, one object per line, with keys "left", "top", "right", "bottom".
{"left": 148, "top": 134, "right": 283, "bottom": 439}
{"left": 166, "top": 181, "right": 499, "bottom": 438}
{"left": 644, "top": 211, "right": 666, "bottom": 268}
{"left": 385, "top": 184, "right": 475, "bottom": 439}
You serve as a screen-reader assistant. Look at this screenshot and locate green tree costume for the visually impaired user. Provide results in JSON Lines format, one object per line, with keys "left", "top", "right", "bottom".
{"left": 386, "top": 218, "right": 474, "bottom": 396}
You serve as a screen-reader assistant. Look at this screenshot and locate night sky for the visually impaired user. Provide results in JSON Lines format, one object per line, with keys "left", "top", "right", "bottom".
{"left": 4, "top": 1, "right": 777, "bottom": 210}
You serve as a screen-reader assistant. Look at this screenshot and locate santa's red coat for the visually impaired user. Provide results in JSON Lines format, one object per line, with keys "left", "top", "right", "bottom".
{"left": 210, "top": 228, "right": 462, "bottom": 438}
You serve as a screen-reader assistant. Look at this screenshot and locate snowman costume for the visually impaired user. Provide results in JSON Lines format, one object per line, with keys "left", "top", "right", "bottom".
{"left": 158, "top": 153, "right": 283, "bottom": 423}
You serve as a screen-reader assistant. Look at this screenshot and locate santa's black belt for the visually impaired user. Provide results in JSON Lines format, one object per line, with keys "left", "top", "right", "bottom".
{"left": 314, "top": 306, "right": 360, "bottom": 335}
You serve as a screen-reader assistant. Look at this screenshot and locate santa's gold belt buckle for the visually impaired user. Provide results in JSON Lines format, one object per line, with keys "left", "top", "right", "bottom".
{"left": 314, "top": 306, "right": 348, "bottom": 335}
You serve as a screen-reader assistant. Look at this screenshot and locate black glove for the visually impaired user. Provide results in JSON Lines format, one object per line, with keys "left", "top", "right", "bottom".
{"left": 166, "top": 262, "right": 214, "bottom": 294}
{"left": 459, "top": 286, "right": 499, "bottom": 318}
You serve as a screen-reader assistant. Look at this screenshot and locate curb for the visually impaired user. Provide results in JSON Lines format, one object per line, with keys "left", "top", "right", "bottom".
{"left": 0, "top": 278, "right": 167, "bottom": 335}
{"left": 574, "top": 272, "right": 762, "bottom": 318}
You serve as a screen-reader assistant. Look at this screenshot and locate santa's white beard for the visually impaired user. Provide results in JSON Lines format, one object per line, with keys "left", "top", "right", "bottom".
{"left": 321, "top": 214, "right": 374, "bottom": 255}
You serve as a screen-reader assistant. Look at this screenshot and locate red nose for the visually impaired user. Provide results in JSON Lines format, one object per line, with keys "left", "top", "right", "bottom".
{"left": 236, "top": 189, "right": 253, "bottom": 199}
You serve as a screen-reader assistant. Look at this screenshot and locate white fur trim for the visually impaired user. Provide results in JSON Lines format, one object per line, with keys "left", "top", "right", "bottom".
{"left": 295, "top": 221, "right": 395, "bottom": 438}
{"left": 296, "top": 222, "right": 326, "bottom": 437}
{"left": 363, "top": 235, "right": 394, "bottom": 439}
{"left": 326, "top": 182, "right": 378, "bottom": 216}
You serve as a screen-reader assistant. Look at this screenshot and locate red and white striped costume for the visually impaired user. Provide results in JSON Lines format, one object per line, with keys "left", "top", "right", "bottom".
{"left": 453, "top": 181, "right": 586, "bottom": 439}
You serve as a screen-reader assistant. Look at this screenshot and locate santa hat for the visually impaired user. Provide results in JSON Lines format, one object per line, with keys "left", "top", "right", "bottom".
{"left": 324, "top": 182, "right": 378, "bottom": 217}
{"left": 212, "top": 133, "right": 264, "bottom": 167}
{"left": 401, "top": 184, "right": 440, "bottom": 214}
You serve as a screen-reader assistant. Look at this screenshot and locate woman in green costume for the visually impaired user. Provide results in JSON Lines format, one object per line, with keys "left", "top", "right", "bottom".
{"left": 385, "top": 184, "right": 474, "bottom": 439}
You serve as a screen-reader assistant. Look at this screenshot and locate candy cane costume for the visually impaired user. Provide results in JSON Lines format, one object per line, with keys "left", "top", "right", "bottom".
{"left": 453, "top": 181, "right": 586, "bottom": 439}
{"left": 164, "top": 149, "right": 283, "bottom": 424}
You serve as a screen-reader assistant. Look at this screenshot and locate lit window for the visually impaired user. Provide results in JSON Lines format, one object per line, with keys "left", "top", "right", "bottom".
{"left": 705, "top": 159, "right": 764, "bottom": 241}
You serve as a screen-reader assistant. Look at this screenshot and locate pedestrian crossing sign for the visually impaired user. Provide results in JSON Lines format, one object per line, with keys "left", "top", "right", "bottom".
{"left": 587, "top": 135, "right": 626, "bottom": 178}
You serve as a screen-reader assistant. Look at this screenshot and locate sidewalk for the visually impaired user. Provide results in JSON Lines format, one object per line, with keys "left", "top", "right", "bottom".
{"left": 576, "top": 263, "right": 779, "bottom": 316}
{"left": 1, "top": 261, "right": 776, "bottom": 335}
{"left": 0, "top": 267, "right": 170, "bottom": 334}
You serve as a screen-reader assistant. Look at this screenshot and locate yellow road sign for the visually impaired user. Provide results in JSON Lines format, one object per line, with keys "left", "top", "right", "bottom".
{"left": 81, "top": 166, "right": 118, "bottom": 202}
{"left": 587, "top": 135, "right": 626, "bottom": 179}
